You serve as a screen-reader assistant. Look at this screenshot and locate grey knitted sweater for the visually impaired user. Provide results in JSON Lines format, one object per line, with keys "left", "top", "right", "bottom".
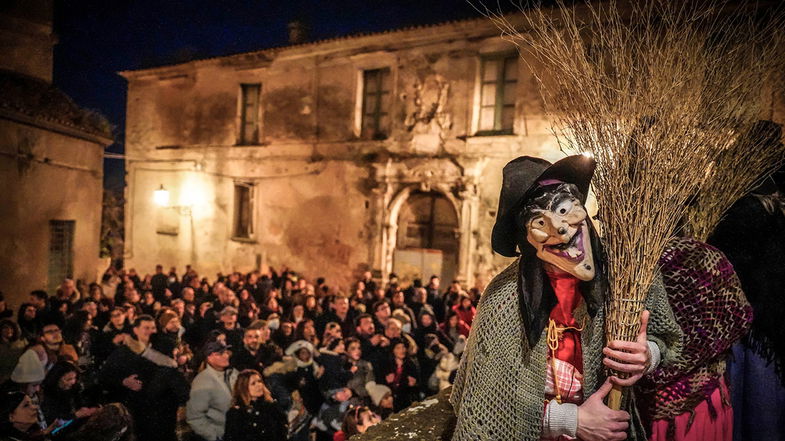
{"left": 450, "top": 259, "right": 682, "bottom": 441}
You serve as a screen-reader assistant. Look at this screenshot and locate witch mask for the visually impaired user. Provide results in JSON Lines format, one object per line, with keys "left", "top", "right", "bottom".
{"left": 520, "top": 182, "right": 595, "bottom": 281}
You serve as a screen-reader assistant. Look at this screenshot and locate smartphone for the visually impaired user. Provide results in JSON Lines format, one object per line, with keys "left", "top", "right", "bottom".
{"left": 51, "top": 419, "right": 74, "bottom": 435}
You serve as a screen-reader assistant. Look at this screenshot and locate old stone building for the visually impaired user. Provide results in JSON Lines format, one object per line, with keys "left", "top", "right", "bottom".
{"left": 0, "top": 0, "right": 113, "bottom": 307}
{"left": 119, "top": 15, "right": 585, "bottom": 289}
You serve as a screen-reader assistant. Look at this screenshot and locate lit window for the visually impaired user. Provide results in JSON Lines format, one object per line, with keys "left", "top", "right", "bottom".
{"left": 361, "top": 68, "right": 391, "bottom": 140}
{"left": 478, "top": 54, "right": 517, "bottom": 134}
{"left": 233, "top": 183, "right": 254, "bottom": 239}
{"left": 239, "top": 83, "right": 261, "bottom": 145}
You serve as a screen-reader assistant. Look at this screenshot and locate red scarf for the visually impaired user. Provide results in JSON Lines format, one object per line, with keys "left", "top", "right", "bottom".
{"left": 546, "top": 271, "right": 584, "bottom": 374}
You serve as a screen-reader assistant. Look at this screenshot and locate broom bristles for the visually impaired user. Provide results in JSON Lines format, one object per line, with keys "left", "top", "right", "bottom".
{"left": 478, "top": 0, "right": 783, "bottom": 349}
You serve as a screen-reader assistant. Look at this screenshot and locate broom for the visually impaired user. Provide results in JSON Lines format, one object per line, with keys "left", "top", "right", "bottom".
{"left": 480, "top": 0, "right": 783, "bottom": 409}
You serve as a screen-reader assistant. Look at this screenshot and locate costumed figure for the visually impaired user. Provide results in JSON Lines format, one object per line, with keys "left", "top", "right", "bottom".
{"left": 637, "top": 237, "right": 752, "bottom": 441}
{"left": 709, "top": 165, "right": 785, "bottom": 441}
{"left": 450, "top": 155, "right": 682, "bottom": 441}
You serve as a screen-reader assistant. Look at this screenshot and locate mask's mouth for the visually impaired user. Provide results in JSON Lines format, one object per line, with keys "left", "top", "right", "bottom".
{"left": 544, "top": 225, "right": 585, "bottom": 263}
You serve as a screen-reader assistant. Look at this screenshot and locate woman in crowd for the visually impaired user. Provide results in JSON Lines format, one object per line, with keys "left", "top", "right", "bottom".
{"left": 333, "top": 405, "right": 381, "bottom": 441}
{"left": 41, "top": 361, "right": 99, "bottom": 428}
{"left": 440, "top": 310, "right": 470, "bottom": 344}
{"left": 295, "top": 319, "right": 319, "bottom": 348}
{"left": 62, "top": 311, "right": 95, "bottom": 370}
{"left": 379, "top": 338, "right": 419, "bottom": 412}
{"left": 320, "top": 322, "right": 342, "bottom": 349}
{"left": 344, "top": 338, "right": 374, "bottom": 401}
{"left": 0, "top": 320, "right": 26, "bottom": 385}
{"left": 450, "top": 292, "right": 476, "bottom": 327}
{"left": 15, "top": 305, "right": 38, "bottom": 342}
{"left": 0, "top": 392, "right": 45, "bottom": 441}
{"left": 224, "top": 369, "right": 288, "bottom": 441}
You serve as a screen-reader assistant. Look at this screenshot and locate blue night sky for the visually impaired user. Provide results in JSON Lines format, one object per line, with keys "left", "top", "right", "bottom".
{"left": 52, "top": 0, "right": 501, "bottom": 191}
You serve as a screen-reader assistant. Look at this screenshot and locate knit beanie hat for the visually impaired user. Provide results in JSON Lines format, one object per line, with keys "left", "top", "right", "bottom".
{"left": 365, "top": 381, "right": 392, "bottom": 407}
{"left": 11, "top": 350, "right": 45, "bottom": 384}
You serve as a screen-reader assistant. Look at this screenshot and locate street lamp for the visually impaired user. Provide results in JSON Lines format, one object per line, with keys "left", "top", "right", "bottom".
{"left": 153, "top": 185, "right": 170, "bottom": 207}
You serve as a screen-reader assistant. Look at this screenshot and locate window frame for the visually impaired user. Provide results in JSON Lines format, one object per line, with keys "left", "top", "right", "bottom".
{"left": 238, "top": 83, "right": 262, "bottom": 145}
{"left": 360, "top": 67, "right": 392, "bottom": 140}
{"left": 232, "top": 182, "right": 255, "bottom": 241}
{"left": 475, "top": 53, "right": 518, "bottom": 136}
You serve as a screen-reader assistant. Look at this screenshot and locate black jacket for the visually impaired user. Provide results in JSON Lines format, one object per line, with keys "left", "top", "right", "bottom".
{"left": 224, "top": 399, "right": 288, "bottom": 441}
{"left": 134, "top": 364, "right": 190, "bottom": 441}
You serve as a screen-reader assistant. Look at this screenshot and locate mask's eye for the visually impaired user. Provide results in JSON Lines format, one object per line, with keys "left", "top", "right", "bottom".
{"left": 555, "top": 199, "right": 574, "bottom": 215}
{"left": 530, "top": 217, "right": 546, "bottom": 229}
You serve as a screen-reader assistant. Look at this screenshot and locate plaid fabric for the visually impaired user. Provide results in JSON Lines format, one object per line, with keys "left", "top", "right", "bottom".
{"left": 545, "top": 356, "right": 584, "bottom": 404}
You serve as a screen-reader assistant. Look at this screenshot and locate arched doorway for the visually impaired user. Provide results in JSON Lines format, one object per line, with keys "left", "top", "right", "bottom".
{"left": 392, "top": 191, "right": 459, "bottom": 286}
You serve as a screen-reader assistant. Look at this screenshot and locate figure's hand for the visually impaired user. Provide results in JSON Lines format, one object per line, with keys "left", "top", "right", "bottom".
{"left": 407, "top": 376, "right": 417, "bottom": 387}
{"left": 350, "top": 365, "right": 359, "bottom": 374}
{"left": 577, "top": 379, "right": 630, "bottom": 441}
{"left": 603, "top": 310, "right": 650, "bottom": 387}
{"left": 385, "top": 373, "right": 395, "bottom": 384}
{"left": 75, "top": 407, "right": 98, "bottom": 418}
{"left": 122, "top": 374, "right": 143, "bottom": 391}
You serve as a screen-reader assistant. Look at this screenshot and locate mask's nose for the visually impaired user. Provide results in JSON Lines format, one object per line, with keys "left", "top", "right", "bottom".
{"left": 544, "top": 213, "right": 570, "bottom": 241}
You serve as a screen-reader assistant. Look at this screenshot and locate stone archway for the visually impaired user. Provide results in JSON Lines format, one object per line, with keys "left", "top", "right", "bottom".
{"left": 392, "top": 190, "right": 460, "bottom": 285}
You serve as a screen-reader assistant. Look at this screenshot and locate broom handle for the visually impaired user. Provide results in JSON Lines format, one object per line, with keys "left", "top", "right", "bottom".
{"left": 607, "top": 384, "right": 623, "bottom": 410}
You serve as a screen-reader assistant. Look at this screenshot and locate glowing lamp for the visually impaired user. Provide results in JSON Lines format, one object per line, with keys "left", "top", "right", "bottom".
{"left": 153, "top": 185, "right": 170, "bottom": 207}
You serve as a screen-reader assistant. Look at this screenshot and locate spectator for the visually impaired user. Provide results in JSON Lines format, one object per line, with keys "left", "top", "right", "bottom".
{"left": 316, "top": 296, "right": 354, "bottom": 338}
{"left": 294, "top": 319, "right": 319, "bottom": 348}
{"left": 186, "top": 341, "right": 238, "bottom": 441}
{"left": 231, "top": 327, "right": 264, "bottom": 373}
{"left": 97, "top": 315, "right": 156, "bottom": 426}
{"left": 272, "top": 321, "right": 296, "bottom": 349}
{"left": 224, "top": 369, "right": 288, "bottom": 441}
{"left": 0, "top": 294, "right": 11, "bottom": 320}
{"left": 334, "top": 405, "right": 380, "bottom": 440}
{"left": 94, "top": 307, "right": 130, "bottom": 366}
{"left": 135, "top": 334, "right": 189, "bottom": 441}
{"left": 451, "top": 292, "right": 476, "bottom": 326}
{"left": 151, "top": 264, "right": 168, "bottom": 302}
{"left": 217, "top": 307, "right": 243, "bottom": 350}
{"left": 0, "top": 320, "right": 26, "bottom": 385}
{"left": 365, "top": 381, "right": 394, "bottom": 420}
{"left": 317, "top": 339, "right": 352, "bottom": 397}
{"left": 320, "top": 322, "right": 342, "bottom": 349}
{"left": 354, "top": 314, "right": 387, "bottom": 370}
{"left": 284, "top": 340, "right": 323, "bottom": 415}
{"left": 371, "top": 301, "right": 391, "bottom": 334}
{"left": 0, "top": 391, "right": 45, "bottom": 440}
{"left": 64, "top": 402, "right": 133, "bottom": 441}
{"left": 16, "top": 304, "right": 38, "bottom": 342}
{"left": 390, "top": 291, "right": 416, "bottom": 330}
{"left": 344, "top": 337, "right": 374, "bottom": 401}
{"left": 40, "top": 361, "right": 98, "bottom": 427}
{"left": 62, "top": 310, "right": 95, "bottom": 371}
{"left": 314, "top": 387, "right": 354, "bottom": 441}
{"left": 378, "top": 338, "right": 419, "bottom": 411}
{"left": 440, "top": 310, "right": 471, "bottom": 342}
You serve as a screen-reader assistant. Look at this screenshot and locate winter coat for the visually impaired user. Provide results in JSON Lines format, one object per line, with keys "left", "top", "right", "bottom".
{"left": 186, "top": 365, "right": 238, "bottom": 441}
{"left": 317, "top": 350, "right": 352, "bottom": 395}
{"left": 346, "top": 359, "right": 375, "bottom": 399}
{"left": 135, "top": 353, "right": 190, "bottom": 441}
{"left": 224, "top": 399, "right": 288, "bottom": 441}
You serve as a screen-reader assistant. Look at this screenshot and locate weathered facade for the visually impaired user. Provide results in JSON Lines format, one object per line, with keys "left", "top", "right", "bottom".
{"left": 0, "top": 0, "right": 113, "bottom": 308}
{"left": 122, "top": 13, "right": 785, "bottom": 290}
{"left": 122, "top": 16, "right": 567, "bottom": 289}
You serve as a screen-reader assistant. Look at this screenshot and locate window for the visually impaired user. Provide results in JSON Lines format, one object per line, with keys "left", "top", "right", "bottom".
{"left": 48, "top": 220, "right": 75, "bottom": 293}
{"left": 361, "top": 68, "right": 391, "bottom": 139}
{"left": 478, "top": 54, "right": 517, "bottom": 134}
{"left": 233, "top": 183, "right": 254, "bottom": 239}
{"left": 239, "top": 83, "right": 261, "bottom": 144}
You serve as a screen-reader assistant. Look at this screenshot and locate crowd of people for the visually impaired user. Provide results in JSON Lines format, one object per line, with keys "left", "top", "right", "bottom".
{"left": 0, "top": 264, "right": 478, "bottom": 441}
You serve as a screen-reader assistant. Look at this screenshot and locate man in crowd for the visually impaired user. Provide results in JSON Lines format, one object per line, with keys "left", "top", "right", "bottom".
{"left": 187, "top": 341, "right": 237, "bottom": 441}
